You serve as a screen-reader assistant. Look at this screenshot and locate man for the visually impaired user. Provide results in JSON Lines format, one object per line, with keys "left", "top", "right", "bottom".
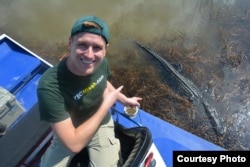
{"left": 37, "top": 16, "right": 142, "bottom": 167}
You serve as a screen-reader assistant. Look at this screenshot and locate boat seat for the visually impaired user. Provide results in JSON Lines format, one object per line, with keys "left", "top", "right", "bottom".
{"left": 69, "top": 124, "right": 152, "bottom": 167}
{"left": 118, "top": 124, "right": 152, "bottom": 167}
{"left": 0, "top": 39, "right": 41, "bottom": 93}
{"left": 0, "top": 87, "right": 25, "bottom": 129}
{"left": 0, "top": 74, "right": 42, "bottom": 130}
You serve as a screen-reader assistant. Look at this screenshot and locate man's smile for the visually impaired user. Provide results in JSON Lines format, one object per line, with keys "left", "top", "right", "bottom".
{"left": 80, "top": 57, "right": 95, "bottom": 65}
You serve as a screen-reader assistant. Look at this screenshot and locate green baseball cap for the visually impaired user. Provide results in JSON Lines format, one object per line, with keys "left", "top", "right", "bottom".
{"left": 70, "top": 16, "right": 109, "bottom": 44}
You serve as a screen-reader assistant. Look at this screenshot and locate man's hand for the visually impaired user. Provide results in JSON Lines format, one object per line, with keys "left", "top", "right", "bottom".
{"left": 102, "top": 86, "right": 124, "bottom": 108}
{"left": 123, "top": 97, "right": 142, "bottom": 108}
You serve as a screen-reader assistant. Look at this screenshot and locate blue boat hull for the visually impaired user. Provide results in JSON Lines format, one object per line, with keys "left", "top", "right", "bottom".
{"left": 111, "top": 102, "right": 223, "bottom": 166}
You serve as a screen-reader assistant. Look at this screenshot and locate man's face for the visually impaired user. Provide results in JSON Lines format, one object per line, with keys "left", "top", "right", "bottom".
{"left": 67, "top": 32, "right": 107, "bottom": 76}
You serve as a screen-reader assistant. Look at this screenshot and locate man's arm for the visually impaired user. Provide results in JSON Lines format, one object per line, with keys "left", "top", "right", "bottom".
{"left": 51, "top": 86, "right": 123, "bottom": 153}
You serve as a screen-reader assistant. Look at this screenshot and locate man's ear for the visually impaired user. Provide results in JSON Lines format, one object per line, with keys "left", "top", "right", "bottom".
{"left": 104, "top": 43, "right": 109, "bottom": 56}
{"left": 68, "top": 37, "right": 73, "bottom": 50}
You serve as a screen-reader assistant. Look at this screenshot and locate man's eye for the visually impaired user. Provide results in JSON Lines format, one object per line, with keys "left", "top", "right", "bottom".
{"left": 78, "top": 43, "right": 86, "bottom": 47}
{"left": 78, "top": 43, "right": 87, "bottom": 48}
{"left": 93, "top": 46, "right": 102, "bottom": 50}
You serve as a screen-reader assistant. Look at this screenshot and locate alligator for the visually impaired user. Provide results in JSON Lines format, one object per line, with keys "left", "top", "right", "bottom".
{"left": 134, "top": 41, "right": 225, "bottom": 135}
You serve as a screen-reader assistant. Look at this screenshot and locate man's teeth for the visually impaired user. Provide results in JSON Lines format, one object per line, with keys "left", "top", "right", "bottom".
{"left": 81, "top": 59, "right": 94, "bottom": 64}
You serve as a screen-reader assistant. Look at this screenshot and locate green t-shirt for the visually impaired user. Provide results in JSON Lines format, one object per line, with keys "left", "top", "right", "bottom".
{"left": 37, "top": 58, "right": 111, "bottom": 127}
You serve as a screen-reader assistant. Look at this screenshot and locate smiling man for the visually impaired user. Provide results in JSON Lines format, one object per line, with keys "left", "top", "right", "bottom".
{"left": 37, "top": 16, "right": 142, "bottom": 167}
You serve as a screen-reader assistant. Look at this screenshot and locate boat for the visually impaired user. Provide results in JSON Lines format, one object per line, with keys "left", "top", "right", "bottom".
{"left": 0, "top": 34, "right": 224, "bottom": 167}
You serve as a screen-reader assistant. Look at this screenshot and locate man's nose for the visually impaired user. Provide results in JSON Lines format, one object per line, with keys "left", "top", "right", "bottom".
{"left": 84, "top": 47, "right": 94, "bottom": 58}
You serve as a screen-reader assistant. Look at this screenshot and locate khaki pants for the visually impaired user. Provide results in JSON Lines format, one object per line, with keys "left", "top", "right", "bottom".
{"left": 40, "top": 115, "right": 122, "bottom": 167}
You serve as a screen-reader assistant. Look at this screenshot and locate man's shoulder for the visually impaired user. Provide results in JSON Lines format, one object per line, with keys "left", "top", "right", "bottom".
{"left": 39, "top": 67, "right": 56, "bottom": 84}
{"left": 103, "top": 57, "right": 109, "bottom": 64}
{"left": 38, "top": 63, "right": 61, "bottom": 89}
{"left": 98, "top": 57, "right": 109, "bottom": 71}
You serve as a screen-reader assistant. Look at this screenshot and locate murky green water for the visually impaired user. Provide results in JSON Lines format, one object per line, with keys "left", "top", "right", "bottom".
{"left": 1, "top": 0, "right": 249, "bottom": 150}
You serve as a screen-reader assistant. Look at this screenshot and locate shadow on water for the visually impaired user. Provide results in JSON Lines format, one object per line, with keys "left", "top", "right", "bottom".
{"left": 1, "top": 0, "right": 249, "bottom": 150}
